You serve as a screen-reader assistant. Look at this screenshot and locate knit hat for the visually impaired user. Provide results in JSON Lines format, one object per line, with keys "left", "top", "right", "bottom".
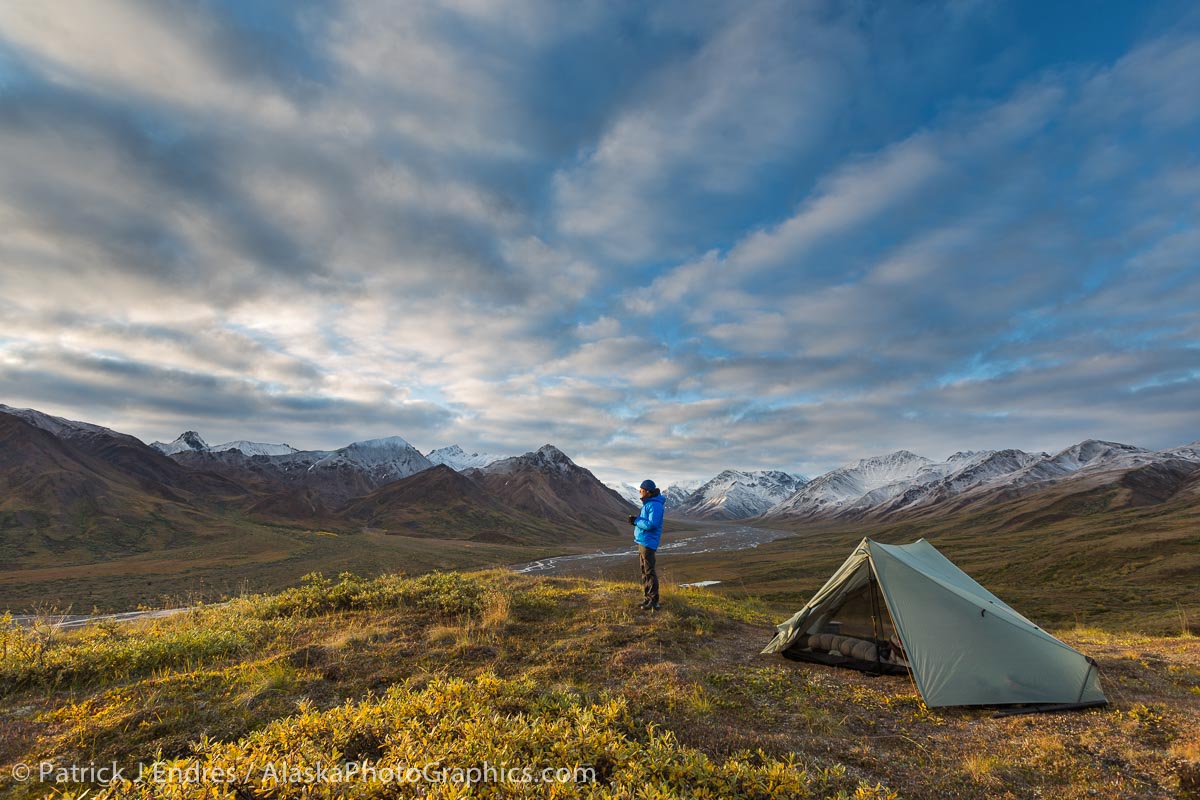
{"left": 639, "top": 479, "right": 657, "bottom": 491}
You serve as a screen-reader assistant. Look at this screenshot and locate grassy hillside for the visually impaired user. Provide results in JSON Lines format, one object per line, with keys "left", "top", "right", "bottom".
{"left": 2, "top": 569, "right": 1198, "bottom": 799}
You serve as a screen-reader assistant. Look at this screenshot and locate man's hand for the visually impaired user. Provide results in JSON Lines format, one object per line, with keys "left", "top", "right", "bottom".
{"left": 628, "top": 515, "right": 637, "bottom": 525}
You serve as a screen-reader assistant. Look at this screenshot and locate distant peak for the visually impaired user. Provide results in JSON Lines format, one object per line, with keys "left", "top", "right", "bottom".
{"left": 150, "top": 430, "right": 212, "bottom": 456}
{"left": 483, "top": 444, "right": 577, "bottom": 475}
{"left": 426, "top": 444, "right": 505, "bottom": 471}
{"left": 178, "top": 431, "right": 208, "bottom": 450}
{"left": 852, "top": 450, "right": 928, "bottom": 468}
{"left": 212, "top": 440, "right": 299, "bottom": 457}
{"left": 1053, "top": 439, "right": 1146, "bottom": 461}
{"left": 344, "top": 436, "right": 415, "bottom": 450}
{"left": 1072, "top": 439, "right": 1140, "bottom": 450}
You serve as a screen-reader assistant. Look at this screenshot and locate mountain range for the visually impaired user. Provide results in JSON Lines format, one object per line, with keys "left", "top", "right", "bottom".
{"left": 761, "top": 440, "right": 1200, "bottom": 522}
{"left": 151, "top": 431, "right": 300, "bottom": 457}
{"left": 4, "top": 401, "right": 1198, "bottom": 612}
{"left": 0, "top": 404, "right": 634, "bottom": 566}
{"left": 610, "top": 480, "right": 703, "bottom": 509}
{"left": 611, "top": 440, "right": 1199, "bottom": 523}
{"left": 9, "top": 404, "right": 1198, "bottom": 530}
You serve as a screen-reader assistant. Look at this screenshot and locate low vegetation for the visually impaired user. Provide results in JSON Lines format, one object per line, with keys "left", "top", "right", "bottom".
{"left": 1, "top": 570, "right": 1197, "bottom": 799}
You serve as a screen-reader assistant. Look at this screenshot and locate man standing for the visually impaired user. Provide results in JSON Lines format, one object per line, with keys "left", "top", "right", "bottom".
{"left": 628, "top": 479, "right": 664, "bottom": 611}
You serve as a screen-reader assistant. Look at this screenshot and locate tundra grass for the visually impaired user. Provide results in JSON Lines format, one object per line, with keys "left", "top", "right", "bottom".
{"left": 2, "top": 570, "right": 1197, "bottom": 799}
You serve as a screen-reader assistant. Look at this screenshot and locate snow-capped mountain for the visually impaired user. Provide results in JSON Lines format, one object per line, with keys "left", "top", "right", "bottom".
{"left": 607, "top": 479, "right": 705, "bottom": 507}
{"left": 609, "top": 482, "right": 644, "bottom": 505}
{"left": 765, "top": 440, "right": 1200, "bottom": 520}
{"left": 0, "top": 404, "right": 128, "bottom": 441}
{"left": 949, "top": 440, "right": 1149, "bottom": 497}
{"left": 309, "top": 436, "right": 432, "bottom": 483}
{"left": 151, "top": 431, "right": 297, "bottom": 457}
{"left": 158, "top": 432, "right": 432, "bottom": 505}
{"left": 425, "top": 445, "right": 504, "bottom": 471}
{"left": 1162, "top": 441, "right": 1200, "bottom": 461}
{"left": 767, "top": 451, "right": 932, "bottom": 519}
{"left": 675, "top": 470, "right": 808, "bottom": 519}
{"left": 211, "top": 440, "right": 299, "bottom": 457}
{"left": 663, "top": 480, "right": 703, "bottom": 509}
{"left": 151, "top": 431, "right": 211, "bottom": 455}
{"left": 869, "top": 449, "right": 1047, "bottom": 516}
{"left": 481, "top": 444, "right": 580, "bottom": 476}
{"left": 1047, "top": 440, "right": 1148, "bottom": 471}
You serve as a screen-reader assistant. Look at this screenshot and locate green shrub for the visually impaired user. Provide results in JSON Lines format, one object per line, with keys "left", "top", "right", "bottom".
{"left": 89, "top": 673, "right": 886, "bottom": 799}
{"left": 0, "top": 610, "right": 276, "bottom": 693}
{"left": 241, "top": 571, "right": 483, "bottom": 619}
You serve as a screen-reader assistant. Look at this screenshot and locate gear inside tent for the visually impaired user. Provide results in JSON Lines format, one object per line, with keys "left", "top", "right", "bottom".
{"left": 762, "top": 538, "right": 1107, "bottom": 709}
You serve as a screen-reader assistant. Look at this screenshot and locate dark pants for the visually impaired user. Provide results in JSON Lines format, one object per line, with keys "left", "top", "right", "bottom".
{"left": 639, "top": 545, "right": 659, "bottom": 605}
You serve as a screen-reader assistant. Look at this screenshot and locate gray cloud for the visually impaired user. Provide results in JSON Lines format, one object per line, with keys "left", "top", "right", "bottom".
{"left": 0, "top": 344, "right": 453, "bottom": 449}
{"left": 1, "top": 3, "right": 1198, "bottom": 486}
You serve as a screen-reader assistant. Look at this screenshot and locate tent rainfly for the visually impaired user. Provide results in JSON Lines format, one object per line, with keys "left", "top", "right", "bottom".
{"left": 762, "top": 538, "right": 1107, "bottom": 709}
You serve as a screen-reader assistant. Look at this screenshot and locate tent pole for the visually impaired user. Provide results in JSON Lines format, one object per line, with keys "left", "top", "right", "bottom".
{"left": 1076, "top": 658, "right": 1099, "bottom": 704}
{"left": 868, "top": 562, "right": 884, "bottom": 676}
{"left": 865, "top": 554, "right": 922, "bottom": 699}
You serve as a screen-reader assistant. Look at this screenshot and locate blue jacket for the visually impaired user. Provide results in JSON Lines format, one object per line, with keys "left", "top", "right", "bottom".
{"left": 633, "top": 493, "right": 665, "bottom": 550}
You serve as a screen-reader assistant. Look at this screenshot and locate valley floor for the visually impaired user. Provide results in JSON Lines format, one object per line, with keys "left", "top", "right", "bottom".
{"left": 2, "top": 569, "right": 1198, "bottom": 799}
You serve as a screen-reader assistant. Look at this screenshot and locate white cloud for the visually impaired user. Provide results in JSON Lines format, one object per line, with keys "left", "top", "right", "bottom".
{"left": 1075, "top": 35, "right": 1200, "bottom": 129}
{"left": 0, "top": 0, "right": 298, "bottom": 125}
{"left": 552, "top": 0, "right": 865, "bottom": 260}
{"left": 730, "top": 135, "right": 945, "bottom": 271}
{"left": 575, "top": 316, "right": 621, "bottom": 339}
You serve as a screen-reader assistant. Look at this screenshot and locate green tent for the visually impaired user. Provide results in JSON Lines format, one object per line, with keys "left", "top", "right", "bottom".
{"left": 762, "top": 538, "right": 1106, "bottom": 709}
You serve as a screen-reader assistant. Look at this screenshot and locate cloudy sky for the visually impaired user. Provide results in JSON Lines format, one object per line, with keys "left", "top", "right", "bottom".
{"left": 1, "top": 1, "right": 1198, "bottom": 486}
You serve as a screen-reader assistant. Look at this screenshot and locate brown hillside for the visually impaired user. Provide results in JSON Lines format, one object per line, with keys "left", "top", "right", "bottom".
{"left": 340, "top": 465, "right": 570, "bottom": 543}
{"left": 469, "top": 445, "right": 634, "bottom": 534}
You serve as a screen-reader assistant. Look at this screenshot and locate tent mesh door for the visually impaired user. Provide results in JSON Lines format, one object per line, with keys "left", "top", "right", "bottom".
{"left": 782, "top": 566, "right": 906, "bottom": 673}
